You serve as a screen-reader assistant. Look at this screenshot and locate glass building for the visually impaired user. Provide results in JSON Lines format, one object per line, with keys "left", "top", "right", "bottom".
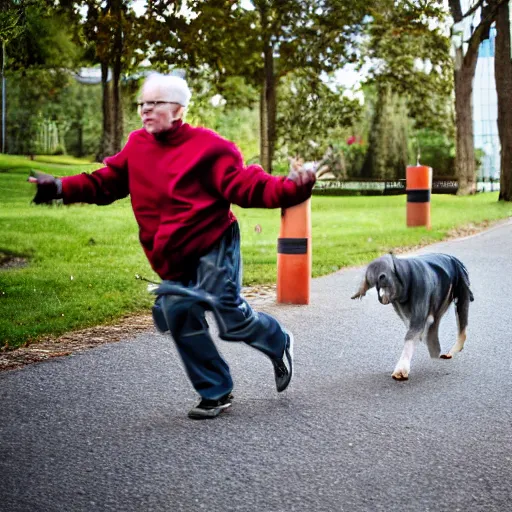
{"left": 473, "top": 27, "right": 500, "bottom": 181}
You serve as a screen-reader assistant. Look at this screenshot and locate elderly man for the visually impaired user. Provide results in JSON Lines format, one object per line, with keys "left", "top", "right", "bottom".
{"left": 29, "top": 72, "right": 316, "bottom": 419}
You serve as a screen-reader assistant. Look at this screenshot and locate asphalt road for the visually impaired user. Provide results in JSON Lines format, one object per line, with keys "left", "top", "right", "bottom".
{"left": 1, "top": 221, "right": 511, "bottom": 512}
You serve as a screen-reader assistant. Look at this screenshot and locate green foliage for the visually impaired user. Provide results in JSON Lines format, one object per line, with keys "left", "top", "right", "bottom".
{"left": 5, "top": 68, "right": 74, "bottom": 155}
{"left": 181, "top": 73, "right": 260, "bottom": 160}
{"left": 344, "top": 141, "right": 368, "bottom": 178}
{"left": 355, "top": 1, "right": 456, "bottom": 181}
{"left": 6, "top": 2, "right": 80, "bottom": 70}
{"left": 412, "top": 128, "right": 456, "bottom": 177}
{"left": 271, "top": 160, "right": 289, "bottom": 176}
{"left": 1, "top": 1, "right": 83, "bottom": 156}
{"left": 358, "top": 1, "right": 455, "bottom": 180}
{"left": 362, "top": 84, "right": 410, "bottom": 179}
{"left": 214, "top": 76, "right": 259, "bottom": 110}
{"left": 317, "top": 144, "right": 348, "bottom": 179}
{"left": 62, "top": 81, "right": 104, "bottom": 159}
{"left": 2, "top": 152, "right": 512, "bottom": 347}
{"left": 316, "top": 140, "right": 368, "bottom": 179}
{"left": 276, "top": 71, "right": 364, "bottom": 160}
{"left": 0, "top": 0, "right": 458, "bottom": 181}
{"left": 214, "top": 108, "right": 260, "bottom": 162}
{"left": 0, "top": 1, "right": 25, "bottom": 44}
{"left": 363, "top": 0, "right": 454, "bottom": 133}
{"left": 410, "top": 128, "right": 485, "bottom": 178}
{"left": 75, "top": 0, "right": 149, "bottom": 74}
{"left": 166, "top": 0, "right": 373, "bottom": 170}
{"left": 188, "top": 104, "right": 261, "bottom": 162}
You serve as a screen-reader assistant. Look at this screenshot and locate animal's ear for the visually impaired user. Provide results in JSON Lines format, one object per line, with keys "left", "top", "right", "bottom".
{"left": 351, "top": 275, "right": 370, "bottom": 300}
{"left": 390, "top": 253, "right": 400, "bottom": 275}
{"left": 389, "top": 252, "right": 406, "bottom": 288}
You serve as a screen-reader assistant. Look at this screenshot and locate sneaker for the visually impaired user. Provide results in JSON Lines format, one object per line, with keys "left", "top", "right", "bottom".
{"left": 187, "top": 393, "right": 233, "bottom": 420}
{"left": 272, "top": 330, "right": 294, "bottom": 392}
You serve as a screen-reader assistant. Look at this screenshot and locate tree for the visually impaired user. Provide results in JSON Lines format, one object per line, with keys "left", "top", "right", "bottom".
{"left": 448, "top": 0, "right": 506, "bottom": 195}
{"left": 277, "top": 71, "right": 363, "bottom": 161}
{"left": 1, "top": 0, "right": 37, "bottom": 153}
{"left": 361, "top": 0, "right": 453, "bottom": 178}
{"left": 166, "top": 0, "right": 369, "bottom": 172}
{"left": 364, "top": 0, "right": 453, "bottom": 133}
{"left": 1, "top": 0, "right": 80, "bottom": 155}
{"left": 5, "top": 68, "right": 73, "bottom": 155}
{"left": 494, "top": 1, "right": 512, "bottom": 201}
{"left": 59, "top": 0, "right": 151, "bottom": 159}
{"left": 361, "top": 83, "right": 409, "bottom": 179}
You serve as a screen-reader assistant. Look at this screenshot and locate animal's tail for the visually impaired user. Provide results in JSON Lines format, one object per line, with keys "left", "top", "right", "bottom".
{"left": 452, "top": 256, "right": 474, "bottom": 302}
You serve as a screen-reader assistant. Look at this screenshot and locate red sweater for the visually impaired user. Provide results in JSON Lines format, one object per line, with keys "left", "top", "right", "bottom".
{"left": 61, "top": 121, "right": 314, "bottom": 280}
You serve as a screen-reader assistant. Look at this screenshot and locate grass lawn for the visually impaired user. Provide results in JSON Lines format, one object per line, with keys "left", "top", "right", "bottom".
{"left": 1, "top": 154, "right": 511, "bottom": 348}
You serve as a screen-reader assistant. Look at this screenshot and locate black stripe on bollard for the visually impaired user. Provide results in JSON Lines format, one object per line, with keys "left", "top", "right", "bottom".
{"left": 278, "top": 237, "right": 308, "bottom": 255}
{"left": 406, "top": 189, "right": 431, "bottom": 203}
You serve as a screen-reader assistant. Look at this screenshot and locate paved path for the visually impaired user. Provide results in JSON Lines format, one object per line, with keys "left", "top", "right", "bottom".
{"left": 1, "top": 221, "right": 511, "bottom": 512}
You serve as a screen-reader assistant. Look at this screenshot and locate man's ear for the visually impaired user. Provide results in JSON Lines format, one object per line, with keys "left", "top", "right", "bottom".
{"left": 351, "top": 274, "right": 370, "bottom": 300}
{"left": 174, "top": 105, "right": 185, "bottom": 121}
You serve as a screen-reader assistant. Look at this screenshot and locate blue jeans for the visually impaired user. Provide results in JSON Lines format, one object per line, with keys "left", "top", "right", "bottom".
{"left": 152, "top": 222, "right": 288, "bottom": 400}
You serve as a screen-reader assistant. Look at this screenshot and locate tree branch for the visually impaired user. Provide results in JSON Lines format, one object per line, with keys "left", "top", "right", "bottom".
{"left": 463, "top": 0, "right": 506, "bottom": 65}
{"left": 462, "top": 0, "right": 485, "bottom": 21}
{"left": 448, "top": 0, "right": 463, "bottom": 22}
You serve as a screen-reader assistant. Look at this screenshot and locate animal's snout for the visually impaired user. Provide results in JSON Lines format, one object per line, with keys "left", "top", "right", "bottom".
{"left": 377, "top": 273, "right": 391, "bottom": 305}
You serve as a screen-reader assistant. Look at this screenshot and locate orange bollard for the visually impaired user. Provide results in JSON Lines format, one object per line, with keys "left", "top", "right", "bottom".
{"left": 406, "top": 165, "right": 432, "bottom": 229}
{"left": 277, "top": 199, "right": 312, "bottom": 304}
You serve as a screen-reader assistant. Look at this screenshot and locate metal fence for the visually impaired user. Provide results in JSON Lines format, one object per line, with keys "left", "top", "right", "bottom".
{"left": 312, "top": 177, "right": 500, "bottom": 196}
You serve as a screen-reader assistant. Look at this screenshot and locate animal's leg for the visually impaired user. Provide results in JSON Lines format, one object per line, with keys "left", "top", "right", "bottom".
{"left": 426, "top": 316, "right": 441, "bottom": 359}
{"left": 392, "top": 327, "right": 423, "bottom": 380}
{"left": 441, "top": 291, "right": 470, "bottom": 359}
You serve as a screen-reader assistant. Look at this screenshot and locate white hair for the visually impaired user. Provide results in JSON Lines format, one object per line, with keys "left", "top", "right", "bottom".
{"left": 142, "top": 72, "right": 192, "bottom": 108}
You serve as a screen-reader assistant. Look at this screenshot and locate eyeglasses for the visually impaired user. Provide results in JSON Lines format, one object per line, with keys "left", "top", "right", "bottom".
{"left": 137, "top": 101, "right": 180, "bottom": 109}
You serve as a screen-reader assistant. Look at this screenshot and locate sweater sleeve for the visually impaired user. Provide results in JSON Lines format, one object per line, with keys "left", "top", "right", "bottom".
{"left": 209, "top": 149, "right": 314, "bottom": 209}
{"left": 61, "top": 142, "right": 130, "bottom": 205}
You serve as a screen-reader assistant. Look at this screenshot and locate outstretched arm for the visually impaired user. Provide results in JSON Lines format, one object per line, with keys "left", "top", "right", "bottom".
{"left": 27, "top": 171, "right": 63, "bottom": 204}
{"left": 60, "top": 165, "right": 129, "bottom": 205}
{"left": 28, "top": 141, "right": 131, "bottom": 206}
{"left": 209, "top": 150, "right": 316, "bottom": 209}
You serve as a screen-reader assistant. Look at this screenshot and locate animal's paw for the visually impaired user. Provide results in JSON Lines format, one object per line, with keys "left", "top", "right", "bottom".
{"left": 391, "top": 368, "right": 409, "bottom": 381}
{"left": 439, "top": 353, "right": 453, "bottom": 359}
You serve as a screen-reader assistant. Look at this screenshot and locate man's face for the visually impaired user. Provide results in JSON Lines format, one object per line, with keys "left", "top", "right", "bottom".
{"left": 138, "top": 84, "right": 182, "bottom": 134}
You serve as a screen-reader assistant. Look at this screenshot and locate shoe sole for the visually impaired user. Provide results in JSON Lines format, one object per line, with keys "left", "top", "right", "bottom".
{"left": 188, "top": 402, "right": 232, "bottom": 420}
{"left": 277, "top": 330, "right": 294, "bottom": 393}
{"left": 285, "top": 330, "right": 294, "bottom": 367}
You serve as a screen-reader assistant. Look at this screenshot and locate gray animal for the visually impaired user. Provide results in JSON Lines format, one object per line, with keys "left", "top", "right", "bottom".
{"left": 351, "top": 253, "right": 474, "bottom": 380}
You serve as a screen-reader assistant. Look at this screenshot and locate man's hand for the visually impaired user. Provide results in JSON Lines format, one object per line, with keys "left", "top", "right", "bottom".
{"left": 287, "top": 156, "right": 316, "bottom": 186}
{"left": 27, "top": 171, "right": 62, "bottom": 204}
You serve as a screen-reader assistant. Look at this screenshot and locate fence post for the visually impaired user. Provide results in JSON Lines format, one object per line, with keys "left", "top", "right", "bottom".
{"left": 406, "top": 165, "right": 432, "bottom": 229}
{"left": 276, "top": 199, "right": 312, "bottom": 304}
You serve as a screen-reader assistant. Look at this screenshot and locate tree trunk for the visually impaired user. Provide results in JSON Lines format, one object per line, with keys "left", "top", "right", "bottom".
{"left": 495, "top": 1, "right": 512, "bottom": 201}
{"left": 96, "top": 60, "right": 114, "bottom": 162}
{"left": 259, "top": 86, "right": 268, "bottom": 169}
{"left": 449, "top": 0, "right": 500, "bottom": 195}
{"left": 260, "top": 39, "right": 276, "bottom": 173}
{"left": 112, "top": 54, "right": 123, "bottom": 154}
{"left": 1, "top": 41, "right": 6, "bottom": 154}
{"left": 77, "top": 123, "right": 83, "bottom": 157}
{"left": 454, "top": 44, "right": 479, "bottom": 195}
{"left": 111, "top": 0, "right": 123, "bottom": 153}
